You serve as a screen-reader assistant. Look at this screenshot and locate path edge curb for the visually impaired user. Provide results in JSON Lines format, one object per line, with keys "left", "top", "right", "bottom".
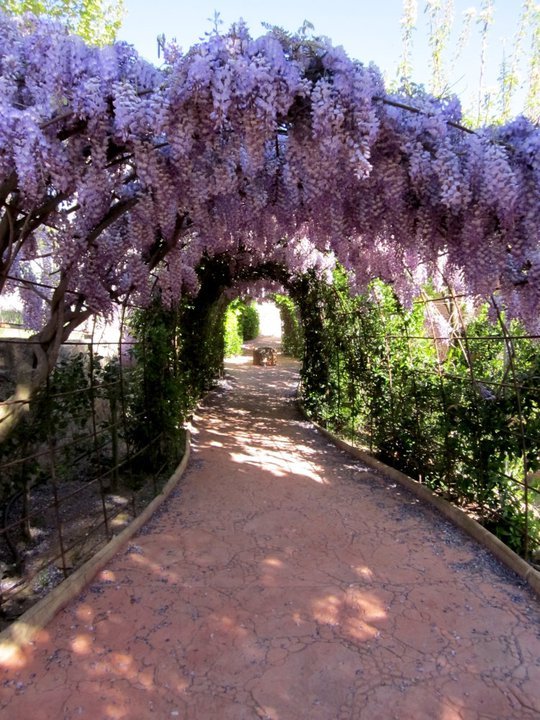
{"left": 0, "top": 431, "right": 191, "bottom": 662}
{"left": 300, "top": 407, "right": 540, "bottom": 599}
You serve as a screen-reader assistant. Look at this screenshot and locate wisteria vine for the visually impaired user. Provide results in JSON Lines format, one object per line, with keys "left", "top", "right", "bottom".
{"left": 1, "top": 12, "right": 539, "bottom": 340}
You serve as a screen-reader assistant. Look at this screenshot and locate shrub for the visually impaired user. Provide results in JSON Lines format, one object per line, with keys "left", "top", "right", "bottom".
{"left": 240, "top": 302, "right": 259, "bottom": 341}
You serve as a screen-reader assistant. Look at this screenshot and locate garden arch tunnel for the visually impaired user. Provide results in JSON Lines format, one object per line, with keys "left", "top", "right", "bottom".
{"left": 0, "top": 11, "right": 539, "bottom": 447}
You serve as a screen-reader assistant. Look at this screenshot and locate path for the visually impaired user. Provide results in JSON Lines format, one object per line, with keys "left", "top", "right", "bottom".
{"left": 1, "top": 355, "right": 540, "bottom": 719}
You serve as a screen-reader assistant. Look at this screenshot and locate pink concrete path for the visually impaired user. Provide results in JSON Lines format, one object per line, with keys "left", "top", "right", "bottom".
{"left": 1, "top": 356, "right": 540, "bottom": 720}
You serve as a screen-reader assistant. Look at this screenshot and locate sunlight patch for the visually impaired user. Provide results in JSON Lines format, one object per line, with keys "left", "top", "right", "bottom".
{"left": 263, "top": 557, "right": 283, "bottom": 568}
{"left": 71, "top": 634, "right": 92, "bottom": 654}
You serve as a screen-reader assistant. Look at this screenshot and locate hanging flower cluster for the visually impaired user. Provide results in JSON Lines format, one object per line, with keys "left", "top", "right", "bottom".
{"left": 1, "top": 13, "right": 539, "bottom": 334}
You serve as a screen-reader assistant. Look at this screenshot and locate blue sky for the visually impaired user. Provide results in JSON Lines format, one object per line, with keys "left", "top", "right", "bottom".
{"left": 117, "top": 1, "right": 531, "bottom": 116}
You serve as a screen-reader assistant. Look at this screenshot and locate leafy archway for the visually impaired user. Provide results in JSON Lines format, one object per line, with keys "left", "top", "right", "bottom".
{"left": 1, "top": 12, "right": 539, "bottom": 440}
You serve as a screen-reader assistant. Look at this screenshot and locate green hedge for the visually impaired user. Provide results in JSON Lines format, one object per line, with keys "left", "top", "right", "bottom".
{"left": 293, "top": 268, "right": 540, "bottom": 558}
{"left": 223, "top": 299, "right": 260, "bottom": 356}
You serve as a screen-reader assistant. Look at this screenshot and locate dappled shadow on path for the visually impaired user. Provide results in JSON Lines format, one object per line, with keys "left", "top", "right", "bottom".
{"left": 1, "top": 357, "right": 540, "bottom": 719}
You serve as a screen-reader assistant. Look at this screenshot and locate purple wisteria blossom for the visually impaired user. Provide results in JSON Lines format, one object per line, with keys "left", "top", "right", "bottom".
{"left": 0, "top": 12, "right": 539, "bottom": 334}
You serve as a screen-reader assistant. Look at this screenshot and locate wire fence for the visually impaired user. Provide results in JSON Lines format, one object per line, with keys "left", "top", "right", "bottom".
{"left": 0, "top": 322, "right": 184, "bottom": 629}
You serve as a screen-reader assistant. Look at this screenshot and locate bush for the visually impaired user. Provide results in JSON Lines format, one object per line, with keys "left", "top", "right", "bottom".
{"left": 223, "top": 301, "right": 243, "bottom": 357}
{"left": 223, "top": 299, "right": 260, "bottom": 356}
{"left": 240, "top": 302, "right": 259, "bottom": 341}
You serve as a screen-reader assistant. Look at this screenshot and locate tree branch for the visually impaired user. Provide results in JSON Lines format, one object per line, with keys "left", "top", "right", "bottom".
{"left": 373, "top": 95, "right": 476, "bottom": 135}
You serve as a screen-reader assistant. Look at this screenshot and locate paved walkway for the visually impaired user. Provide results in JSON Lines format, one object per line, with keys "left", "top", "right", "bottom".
{"left": 1, "top": 356, "right": 540, "bottom": 720}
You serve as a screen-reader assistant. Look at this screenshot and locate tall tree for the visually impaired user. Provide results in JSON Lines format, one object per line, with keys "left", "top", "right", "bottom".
{"left": 399, "top": 0, "right": 540, "bottom": 124}
{"left": 524, "top": 1, "right": 540, "bottom": 122}
{"left": 397, "top": 0, "right": 418, "bottom": 90}
{"left": 2, "top": 0, "right": 124, "bottom": 45}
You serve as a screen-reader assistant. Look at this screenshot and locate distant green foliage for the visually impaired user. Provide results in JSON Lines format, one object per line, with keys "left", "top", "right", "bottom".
{"left": 223, "top": 299, "right": 260, "bottom": 356}
{"left": 0, "top": 308, "right": 22, "bottom": 325}
{"left": 4, "top": 0, "right": 125, "bottom": 45}
{"left": 396, "top": 0, "right": 540, "bottom": 125}
{"left": 240, "top": 302, "right": 260, "bottom": 341}
{"left": 295, "top": 268, "right": 540, "bottom": 557}
{"left": 274, "top": 294, "right": 303, "bottom": 359}
{"left": 223, "top": 301, "right": 243, "bottom": 357}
